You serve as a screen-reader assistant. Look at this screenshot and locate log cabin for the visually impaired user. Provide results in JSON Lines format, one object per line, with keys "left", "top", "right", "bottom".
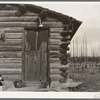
{"left": 0, "top": 4, "right": 82, "bottom": 84}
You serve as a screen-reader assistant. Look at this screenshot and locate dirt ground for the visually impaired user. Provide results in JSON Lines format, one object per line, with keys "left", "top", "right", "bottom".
{"left": 69, "top": 68, "right": 100, "bottom": 92}
{"left": 1, "top": 67, "right": 100, "bottom": 92}
{"left": 1, "top": 81, "right": 49, "bottom": 91}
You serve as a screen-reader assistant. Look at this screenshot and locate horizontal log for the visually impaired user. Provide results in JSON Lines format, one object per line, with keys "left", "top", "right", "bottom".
{"left": 0, "top": 68, "right": 21, "bottom": 75}
{"left": 50, "top": 50, "right": 59, "bottom": 58}
{"left": 50, "top": 50, "right": 69, "bottom": 58}
{"left": 0, "top": 64, "right": 22, "bottom": 69}
{"left": 50, "top": 63, "right": 61, "bottom": 69}
{"left": 0, "top": 16, "right": 57, "bottom": 22}
{"left": 50, "top": 35, "right": 62, "bottom": 39}
{"left": 0, "top": 10, "right": 38, "bottom": 17}
{"left": 50, "top": 28, "right": 63, "bottom": 33}
{"left": 50, "top": 62, "right": 69, "bottom": 69}
{"left": 0, "top": 39, "right": 22, "bottom": 45}
{"left": 0, "top": 58, "right": 22, "bottom": 63}
{"left": 50, "top": 52, "right": 59, "bottom": 58}
{"left": 0, "top": 51, "right": 22, "bottom": 58}
{"left": 45, "top": 22, "right": 63, "bottom": 28}
{"left": 0, "top": 45, "right": 22, "bottom": 51}
{"left": 50, "top": 50, "right": 59, "bottom": 53}
{"left": 50, "top": 74, "right": 63, "bottom": 81}
{"left": 3, "top": 74, "right": 21, "bottom": 80}
{"left": 44, "top": 17, "right": 57, "bottom": 22}
{"left": 50, "top": 69, "right": 62, "bottom": 74}
{"left": 50, "top": 52, "right": 69, "bottom": 58}
{"left": 22, "top": 11, "right": 39, "bottom": 16}
{"left": 0, "top": 62, "right": 22, "bottom": 66}
{"left": 50, "top": 58, "right": 60, "bottom": 63}
{"left": 0, "top": 16, "right": 37, "bottom": 22}
{"left": 4, "top": 27, "right": 24, "bottom": 33}
{"left": 0, "top": 22, "right": 35, "bottom": 27}
{"left": 50, "top": 32, "right": 62, "bottom": 39}
{"left": 49, "top": 45, "right": 60, "bottom": 51}
{"left": 0, "top": 64, "right": 22, "bottom": 68}
{"left": 50, "top": 39, "right": 61, "bottom": 45}
{"left": 5, "top": 33, "right": 23, "bottom": 39}
{"left": 0, "top": 22, "right": 63, "bottom": 28}
{"left": 50, "top": 39, "right": 70, "bottom": 45}
{"left": 0, "top": 10, "right": 17, "bottom": 17}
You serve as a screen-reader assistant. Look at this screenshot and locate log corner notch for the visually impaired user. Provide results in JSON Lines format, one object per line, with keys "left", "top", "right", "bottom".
{"left": 59, "top": 17, "right": 82, "bottom": 83}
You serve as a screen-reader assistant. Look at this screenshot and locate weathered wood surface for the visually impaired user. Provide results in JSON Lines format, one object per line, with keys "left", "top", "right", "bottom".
{"left": 50, "top": 69, "right": 61, "bottom": 74}
{"left": 0, "top": 58, "right": 22, "bottom": 63}
{"left": 0, "top": 10, "right": 65, "bottom": 81}
{"left": 0, "top": 10, "right": 38, "bottom": 17}
{"left": 0, "top": 16, "right": 37, "bottom": 22}
{"left": 44, "top": 17, "right": 57, "bottom": 22}
{"left": 50, "top": 39, "right": 70, "bottom": 45}
{"left": 0, "top": 64, "right": 22, "bottom": 68}
{"left": 0, "top": 26, "right": 23, "bottom": 78}
{"left": 0, "top": 68, "right": 21, "bottom": 74}
{"left": 0, "top": 17, "right": 57, "bottom": 22}
{"left": 0, "top": 62, "right": 22, "bottom": 66}
{"left": 0, "top": 68, "right": 21, "bottom": 71}
{"left": 50, "top": 58, "right": 60, "bottom": 63}
{"left": 0, "top": 51, "right": 22, "bottom": 58}
{"left": 50, "top": 50, "right": 69, "bottom": 58}
{"left": 0, "top": 39, "right": 22, "bottom": 45}
{"left": 50, "top": 32, "right": 62, "bottom": 39}
{"left": 0, "top": 67, "right": 21, "bottom": 75}
{"left": 50, "top": 28, "right": 63, "bottom": 33}
{"left": 50, "top": 63, "right": 61, "bottom": 69}
{"left": 49, "top": 45, "right": 60, "bottom": 51}
{"left": 50, "top": 50, "right": 59, "bottom": 58}
{"left": 3, "top": 74, "right": 21, "bottom": 80}
{"left": 50, "top": 39, "right": 61, "bottom": 45}
{"left": 50, "top": 74, "right": 63, "bottom": 81}
{"left": 0, "top": 22, "right": 63, "bottom": 28}
{"left": 5, "top": 33, "right": 23, "bottom": 39}
{"left": 50, "top": 34, "right": 71, "bottom": 40}
{"left": 4, "top": 27, "right": 24, "bottom": 33}
{"left": 0, "top": 10, "right": 59, "bottom": 22}
{"left": 0, "top": 45, "right": 22, "bottom": 51}
{"left": 50, "top": 62, "right": 69, "bottom": 69}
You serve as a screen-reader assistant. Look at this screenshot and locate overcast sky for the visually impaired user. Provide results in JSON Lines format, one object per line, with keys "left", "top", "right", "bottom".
{"left": 33, "top": 2, "right": 100, "bottom": 57}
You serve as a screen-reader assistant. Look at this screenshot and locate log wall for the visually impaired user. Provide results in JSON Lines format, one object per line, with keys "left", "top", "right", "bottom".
{"left": 49, "top": 28, "right": 64, "bottom": 81}
{"left": 0, "top": 9, "right": 64, "bottom": 82}
{"left": 0, "top": 27, "right": 24, "bottom": 80}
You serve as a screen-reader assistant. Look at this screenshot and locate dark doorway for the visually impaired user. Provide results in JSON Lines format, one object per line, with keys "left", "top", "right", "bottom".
{"left": 24, "top": 29, "right": 49, "bottom": 81}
